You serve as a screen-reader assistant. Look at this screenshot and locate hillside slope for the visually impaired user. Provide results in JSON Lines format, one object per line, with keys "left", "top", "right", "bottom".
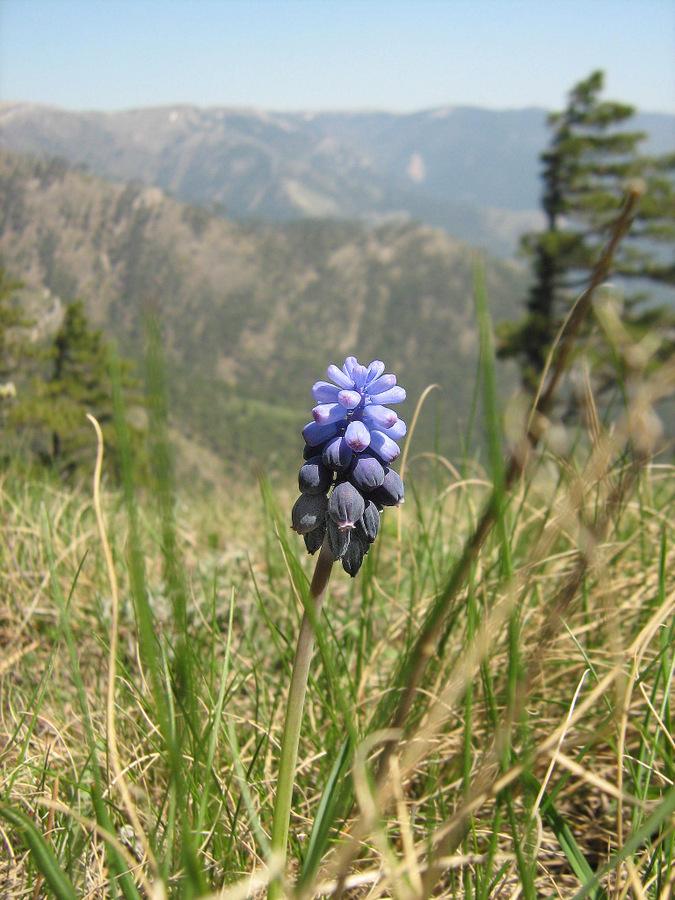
{"left": 0, "top": 148, "right": 527, "bottom": 475}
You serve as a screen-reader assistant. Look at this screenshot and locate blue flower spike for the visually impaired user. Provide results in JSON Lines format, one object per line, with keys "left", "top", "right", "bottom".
{"left": 292, "top": 357, "right": 406, "bottom": 575}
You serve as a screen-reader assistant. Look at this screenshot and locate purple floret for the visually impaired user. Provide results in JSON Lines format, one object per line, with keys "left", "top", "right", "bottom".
{"left": 309, "top": 357, "right": 407, "bottom": 456}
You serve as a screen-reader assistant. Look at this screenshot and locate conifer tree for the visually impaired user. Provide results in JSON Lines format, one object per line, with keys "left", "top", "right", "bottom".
{"left": 14, "top": 299, "right": 141, "bottom": 473}
{"left": 49, "top": 299, "right": 113, "bottom": 461}
{"left": 499, "top": 71, "right": 675, "bottom": 391}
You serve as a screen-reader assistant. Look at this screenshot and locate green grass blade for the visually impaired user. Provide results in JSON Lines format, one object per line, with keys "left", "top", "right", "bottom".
{"left": 3, "top": 630, "right": 61, "bottom": 797}
{"left": 474, "top": 260, "right": 511, "bottom": 581}
{"left": 0, "top": 802, "right": 78, "bottom": 900}
{"left": 298, "top": 736, "right": 353, "bottom": 887}
{"left": 569, "top": 782, "right": 675, "bottom": 900}
{"left": 90, "top": 784, "right": 144, "bottom": 900}
{"left": 111, "top": 347, "right": 170, "bottom": 732}
{"left": 41, "top": 505, "right": 144, "bottom": 900}
{"left": 196, "top": 586, "right": 236, "bottom": 836}
{"left": 473, "top": 261, "right": 504, "bottom": 499}
{"left": 224, "top": 718, "right": 272, "bottom": 860}
{"left": 521, "top": 769, "right": 607, "bottom": 900}
{"left": 113, "top": 343, "right": 204, "bottom": 893}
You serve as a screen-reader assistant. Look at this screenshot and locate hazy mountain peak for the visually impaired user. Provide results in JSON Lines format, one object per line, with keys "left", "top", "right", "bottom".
{"left": 429, "top": 106, "right": 455, "bottom": 119}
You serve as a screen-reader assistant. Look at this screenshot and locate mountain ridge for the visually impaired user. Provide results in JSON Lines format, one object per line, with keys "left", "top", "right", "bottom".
{"left": 4, "top": 100, "right": 670, "bottom": 258}
{"left": 3, "top": 101, "right": 671, "bottom": 256}
{"left": 0, "top": 146, "right": 527, "bottom": 476}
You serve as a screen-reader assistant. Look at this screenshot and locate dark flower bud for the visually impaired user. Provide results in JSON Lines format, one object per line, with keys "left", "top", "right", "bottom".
{"left": 303, "top": 442, "right": 323, "bottom": 461}
{"left": 303, "top": 420, "right": 338, "bottom": 447}
{"left": 370, "top": 467, "right": 404, "bottom": 507}
{"left": 292, "top": 492, "right": 328, "bottom": 534}
{"left": 349, "top": 453, "right": 385, "bottom": 491}
{"left": 356, "top": 499, "right": 381, "bottom": 543}
{"left": 327, "top": 517, "right": 351, "bottom": 560}
{"left": 342, "top": 531, "right": 369, "bottom": 576}
{"left": 328, "top": 481, "right": 365, "bottom": 530}
{"left": 322, "top": 435, "right": 353, "bottom": 472}
{"left": 303, "top": 521, "right": 326, "bottom": 554}
{"left": 299, "top": 456, "right": 333, "bottom": 495}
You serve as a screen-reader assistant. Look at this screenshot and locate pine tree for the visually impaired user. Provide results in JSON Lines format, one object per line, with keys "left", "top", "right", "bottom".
{"left": 498, "top": 71, "right": 675, "bottom": 391}
{"left": 49, "top": 299, "right": 113, "bottom": 461}
{"left": 14, "top": 299, "right": 141, "bottom": 474}
{"left": 620, "top": 150, "right": 675, "bottom": 286}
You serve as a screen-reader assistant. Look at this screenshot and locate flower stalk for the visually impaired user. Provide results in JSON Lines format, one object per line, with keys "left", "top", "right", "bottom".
{"left": 268, "top": 539, "right": 334, "bottom": 900}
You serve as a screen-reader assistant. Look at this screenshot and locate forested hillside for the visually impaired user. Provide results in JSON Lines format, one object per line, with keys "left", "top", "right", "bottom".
{"left": 0, "top": 148, "right": 527, "bottom": 477}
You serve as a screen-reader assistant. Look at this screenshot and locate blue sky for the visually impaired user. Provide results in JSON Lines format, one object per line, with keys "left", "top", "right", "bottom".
{"left": 1, "top": 0, "right": 674, "bottom": 114}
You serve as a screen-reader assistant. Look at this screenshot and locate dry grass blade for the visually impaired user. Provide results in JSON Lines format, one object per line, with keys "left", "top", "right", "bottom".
{"left": 87, "top": 414, "right": 159, "bottom": 881}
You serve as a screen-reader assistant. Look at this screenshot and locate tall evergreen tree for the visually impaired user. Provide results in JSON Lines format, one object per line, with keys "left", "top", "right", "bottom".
{"left": 49, "top": 299, "right": 113, "bottom": 461}
{"left": 13, "top": 299, "right": 141, "bottom": 473}
{"left": 499, "top": 71, "right": 675, "bottom": 391}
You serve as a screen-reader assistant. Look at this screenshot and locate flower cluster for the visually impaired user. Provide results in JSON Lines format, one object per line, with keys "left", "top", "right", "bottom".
{"left": 291, "top": 357, "right": 406, "bottom": 576}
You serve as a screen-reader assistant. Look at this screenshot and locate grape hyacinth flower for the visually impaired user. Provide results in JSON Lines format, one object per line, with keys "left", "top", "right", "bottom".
{"left": 291, "top": 356, "right": 406, "bottom": 576}
{"left": 271, "top": 358, "right": 406, "bottom": 900}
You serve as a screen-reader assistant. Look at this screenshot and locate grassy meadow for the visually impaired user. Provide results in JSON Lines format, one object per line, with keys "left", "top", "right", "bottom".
{"left": 1, "top": 266, "right": 675, "bottom": 898}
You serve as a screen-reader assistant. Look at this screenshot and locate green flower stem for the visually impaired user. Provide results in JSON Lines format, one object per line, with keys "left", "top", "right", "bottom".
{"left": 269, "top": 538, "right": 334, "bottom": 900}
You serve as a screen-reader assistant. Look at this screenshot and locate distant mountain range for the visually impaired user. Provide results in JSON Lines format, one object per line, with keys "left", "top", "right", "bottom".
{"left": 2, "top": 102, "right": 672, "bottom": 256}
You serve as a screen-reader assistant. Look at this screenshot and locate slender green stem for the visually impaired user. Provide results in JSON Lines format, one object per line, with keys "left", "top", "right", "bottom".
{"left": 268, "top": 538, "right": 334, "bottom": 900}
